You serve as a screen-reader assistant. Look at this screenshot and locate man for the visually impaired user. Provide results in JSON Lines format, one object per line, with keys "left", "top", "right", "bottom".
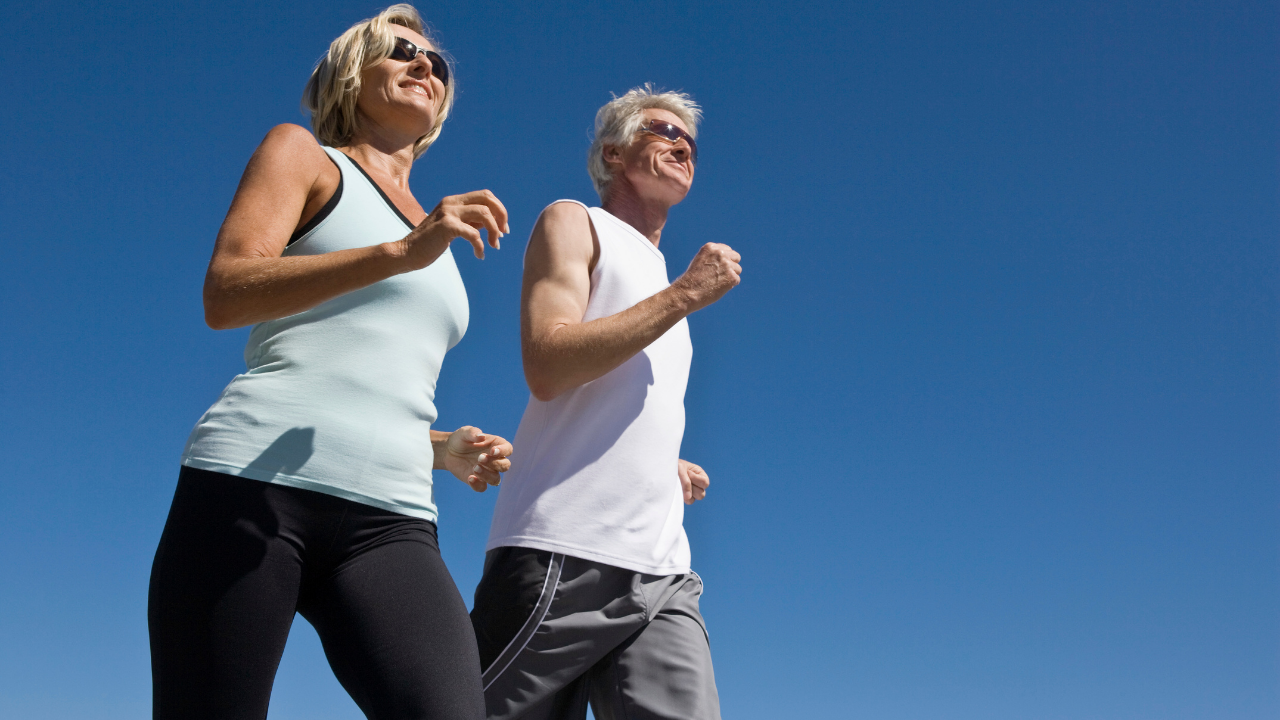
{"left": 470, "top": 85, "right": 739, "bottom": 720}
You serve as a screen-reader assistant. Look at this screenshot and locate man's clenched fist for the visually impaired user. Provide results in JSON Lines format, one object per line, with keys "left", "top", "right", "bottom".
{"left": 672, "top": 242, "right": 741, "bottom": 312}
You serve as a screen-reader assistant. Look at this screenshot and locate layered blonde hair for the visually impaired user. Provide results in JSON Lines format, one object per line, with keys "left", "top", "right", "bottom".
{"left": 302, "top": 4, "right": 455, "bottom": 159}
{"left": 587, "top": 84, "right": 702, "bottom": 200}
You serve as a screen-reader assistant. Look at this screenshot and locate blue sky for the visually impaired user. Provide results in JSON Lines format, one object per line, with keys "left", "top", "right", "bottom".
{"left": 1, "top": 1, "right": 1276, "bottom": 718}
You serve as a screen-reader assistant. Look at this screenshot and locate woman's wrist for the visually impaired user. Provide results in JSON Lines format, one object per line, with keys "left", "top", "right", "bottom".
{"left": 431, "top": 428, "right": 452, "bottom": 470}
{"left": 380, "top": 238, "right": 415, "bottom": 275}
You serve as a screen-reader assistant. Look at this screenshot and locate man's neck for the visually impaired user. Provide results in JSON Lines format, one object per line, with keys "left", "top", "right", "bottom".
{"left": 601, "top": 182, "right": 671, "bottom": 247}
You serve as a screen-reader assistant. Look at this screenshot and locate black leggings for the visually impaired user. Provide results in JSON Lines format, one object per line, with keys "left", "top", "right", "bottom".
{"left": 148, "top": 466, "right": 485, "bottom": 720}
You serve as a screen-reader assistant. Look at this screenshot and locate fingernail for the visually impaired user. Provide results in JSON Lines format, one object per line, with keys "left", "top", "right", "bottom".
{"left": 472, "top": 465, "right": 480, "bottom": 474}
{"left": 504, "top": 222, "right": 511, "bottom": 234}
{"left": 478, "top": 454, "right": 488, "bottom": 462}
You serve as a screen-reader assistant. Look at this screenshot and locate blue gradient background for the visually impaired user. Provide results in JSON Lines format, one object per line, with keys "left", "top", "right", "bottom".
{"left": 1, "top": 1, "right": 1275, "bottom": 718}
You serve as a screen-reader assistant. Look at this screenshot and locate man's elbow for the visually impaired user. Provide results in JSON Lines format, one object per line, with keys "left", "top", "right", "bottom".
{"left": 525, "top": 370, "right": 563, "bottom": 402}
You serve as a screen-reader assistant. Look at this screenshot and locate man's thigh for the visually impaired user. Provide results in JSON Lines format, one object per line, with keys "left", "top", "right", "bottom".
{"left": 589, "top": 574, "right": 721, "bottom": 720}
{"left": 472, "top": 550, "right": 648, "bottom": 720}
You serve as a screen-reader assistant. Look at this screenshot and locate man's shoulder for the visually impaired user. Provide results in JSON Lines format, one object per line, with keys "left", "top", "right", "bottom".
{"left": 540, "top": 199, "right": 592, "bottom": 225}
{"left": 531, "top": 201, "right": 596, "bottom": 260}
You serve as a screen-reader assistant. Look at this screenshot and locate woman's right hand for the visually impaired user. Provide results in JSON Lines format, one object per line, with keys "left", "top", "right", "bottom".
{"left": 397, "top": 190, "right": 511, "bottom": 268}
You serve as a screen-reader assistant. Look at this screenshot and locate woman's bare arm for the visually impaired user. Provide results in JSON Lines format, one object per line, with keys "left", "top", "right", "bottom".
{"left": 202, "top": 124, "right": 509, "bottom": 329}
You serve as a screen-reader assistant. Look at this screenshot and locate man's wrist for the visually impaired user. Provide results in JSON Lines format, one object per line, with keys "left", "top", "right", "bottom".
{"left": 663, "top": 282, "right": 697, "bottom": 316}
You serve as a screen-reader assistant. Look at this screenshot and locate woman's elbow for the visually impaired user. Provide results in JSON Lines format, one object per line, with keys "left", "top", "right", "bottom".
{"left": 203, "top": 304, "right": 234, "bottom": 330}
{"left": 202, "top": 284, "right": 240, "bottom": 330}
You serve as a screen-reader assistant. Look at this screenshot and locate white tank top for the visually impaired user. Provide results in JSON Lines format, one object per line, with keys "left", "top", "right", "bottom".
{"left": 181, "top": 147, "right": 469, "bottom": 522}
{"left": 486, "top": 201, "right": 693, "bottom": 575}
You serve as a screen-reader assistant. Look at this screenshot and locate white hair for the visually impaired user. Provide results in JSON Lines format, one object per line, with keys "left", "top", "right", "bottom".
{"left": 587, "top": 84, "right": 702, "bottom": 199}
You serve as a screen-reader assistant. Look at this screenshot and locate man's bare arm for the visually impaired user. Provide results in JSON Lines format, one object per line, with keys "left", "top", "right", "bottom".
{"left": 521, "top": 202, "right": 741, "bottom": 401}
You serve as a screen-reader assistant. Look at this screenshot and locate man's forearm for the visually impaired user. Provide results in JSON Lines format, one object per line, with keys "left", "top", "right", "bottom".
{"left": 524, "top": 284, "right": 692, "bottom": 401}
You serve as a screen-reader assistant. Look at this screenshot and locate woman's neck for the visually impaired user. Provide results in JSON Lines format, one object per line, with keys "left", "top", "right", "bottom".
{"left": 343, "top": 124, "right": 418, "bottom": 189}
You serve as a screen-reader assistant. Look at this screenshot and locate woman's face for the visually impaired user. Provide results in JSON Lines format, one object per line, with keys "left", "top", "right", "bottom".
{"left": 356, "top": 26, "right": 447, "bottom": 140}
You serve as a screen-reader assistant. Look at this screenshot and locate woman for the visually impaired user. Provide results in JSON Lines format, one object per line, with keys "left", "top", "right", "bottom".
{"left": 149, "top": 6, "right": 510, "bottom": 719}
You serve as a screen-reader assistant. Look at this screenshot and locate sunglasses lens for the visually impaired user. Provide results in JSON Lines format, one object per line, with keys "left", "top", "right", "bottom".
{"left": 425, "top": 51, "right": 449, "bottom": 86}
{"left": 388, "top": 41, "right": 449, "bottom": 86}
{"left": 647, "top": 122, "right": 697, "bottom": 164}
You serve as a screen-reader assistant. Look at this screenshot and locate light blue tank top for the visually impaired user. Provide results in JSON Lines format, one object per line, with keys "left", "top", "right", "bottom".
{"left": 181, "top": 147, "right": 469, "bottom": 522}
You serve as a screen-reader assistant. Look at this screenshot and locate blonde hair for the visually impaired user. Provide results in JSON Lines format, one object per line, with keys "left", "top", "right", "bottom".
{"left": 587, "top": 84, "right": 702, "bottom": 199}
{"left": 302, "top": 4, "right": 455, "bottom": 159}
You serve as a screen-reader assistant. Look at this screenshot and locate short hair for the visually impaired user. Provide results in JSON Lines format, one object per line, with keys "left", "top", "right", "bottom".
{"left": 587, "top": 84, "right": 703, "bottom": 200}
{"left": 302, "top": 4, "right": 455, "bottom": 159}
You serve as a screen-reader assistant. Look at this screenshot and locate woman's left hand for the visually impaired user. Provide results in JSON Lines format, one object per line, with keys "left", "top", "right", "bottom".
{"left": 438, "top": 426, "right": 513, "bottom": 492}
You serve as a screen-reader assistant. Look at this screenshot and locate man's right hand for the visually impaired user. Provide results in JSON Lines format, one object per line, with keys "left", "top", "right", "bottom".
{"left": 671, "top": 242, "right": 742, "bottom": 312}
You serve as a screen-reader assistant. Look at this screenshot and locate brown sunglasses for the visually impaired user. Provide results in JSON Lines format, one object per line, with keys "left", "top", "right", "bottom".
{"left": 640, "top": 120, "right": 698, "bottom": 165}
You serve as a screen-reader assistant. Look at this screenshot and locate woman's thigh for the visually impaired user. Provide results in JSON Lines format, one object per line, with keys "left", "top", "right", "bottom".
{"left": 148, "top": 467, "right": 306, "bottom": 720}
{"left": 301, "top": 527, "right": 486, "bottom": 720}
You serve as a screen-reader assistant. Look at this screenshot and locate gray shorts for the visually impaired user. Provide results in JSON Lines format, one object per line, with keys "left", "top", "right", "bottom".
{"left": 470, "top": 547, "right": 721, "bottom": 720}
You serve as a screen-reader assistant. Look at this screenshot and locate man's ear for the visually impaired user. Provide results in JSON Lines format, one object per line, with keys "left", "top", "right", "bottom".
{"left": 602, "top": 144, "right": 623, "bottom": 167}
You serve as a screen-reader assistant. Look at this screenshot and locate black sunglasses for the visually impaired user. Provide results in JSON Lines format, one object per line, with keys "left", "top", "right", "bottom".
{"left": 389, "top": 37, "right": 450, "bottom": 87}
{"left": 640, "top": 120, "right": 698, "bottom": 165}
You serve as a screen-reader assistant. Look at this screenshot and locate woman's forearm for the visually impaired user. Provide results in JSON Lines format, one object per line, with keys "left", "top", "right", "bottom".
{"left": 203, "top": 241, "right": 410, "bottom": 329}
{"left": 431, "top": 429, "right": 452, "bottom": 470}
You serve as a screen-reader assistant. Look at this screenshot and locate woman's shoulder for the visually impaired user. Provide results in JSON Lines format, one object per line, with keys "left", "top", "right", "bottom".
{"left": 241, "top": 124, "right": 338, "bottom": 192}
{"left": 256, "top": 124, "right": 330, "bottom": 163}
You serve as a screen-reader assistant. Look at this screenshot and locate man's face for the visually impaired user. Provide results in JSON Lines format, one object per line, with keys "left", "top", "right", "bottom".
{"left": 608, "top": 109, "right": 696, "bottom": 205}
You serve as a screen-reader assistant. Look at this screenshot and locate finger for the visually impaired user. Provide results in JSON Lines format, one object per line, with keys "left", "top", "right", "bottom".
{"left": 467, "top": 476, "right": 488, "bottom": 492}
{"left": 488, "top": 438, "right": 514, "bottom": 458}
{"left": 454, "top": 220, "right": 486, "bottom": 260}
{"left": 454, "top": 205, "right": 504, "bottom": 250}
{"left": 471, "top": 464, "right": 502, "bottom": 486}
{"left": 692, "top": 485, "right": 706, "bottom": 501}
{"left": 455, "top": 189, "right": 511, "bottom": 235}
{"left": 439, "top": 216, "right": 485, "bottom": 259}
{"left": 691, "top": 473, "right": 710, "bottom": 490}
{"left": 478, "top": 457, "right": 512, "bottom": 474}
